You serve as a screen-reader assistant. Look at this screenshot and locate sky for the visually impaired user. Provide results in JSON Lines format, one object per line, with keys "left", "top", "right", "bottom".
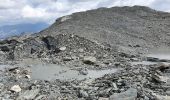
{"left": 0, "top": 0, "right": 170, "bottom": 26}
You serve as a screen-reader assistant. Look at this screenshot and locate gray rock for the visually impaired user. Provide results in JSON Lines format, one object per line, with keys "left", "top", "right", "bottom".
{"left": 35, "top": 95, "right": 46, "bottom": 100}
{"left": 25, "top": 75, "right": 31, "bottom": 79}
{"left": 10, "top": 85, "right": 22, "bottom": 93}
{"left": 83, "top": 56, "right": 96, "bottom": 65}
{"left": 79, "top": 90, "right": 89, "bottom": 98}
{"left": 156, "top": 63, "right": 170, "bottom": 71}
{"left": 60, "top": 15, "right": 72, "bottom": 22}
{"left": 152, "top": 73, "right": 168, "bottom": 83}
{"left": 144, "top": 96, "right": 150, "bottom": 100}
{"left": 59, "top": 46, "right": 66, "bottom": 51}
{"left": 0, "top": 51, "right": 6, "bottom": 62}
{"left": 17, "top": 89, "right": 40, "bottom": 100}
{"left": 78, "top": 48, "right": 84, "bottom": 52}
{"left": 112, "top": 82, "right": 118, "bottom": 90}
{"left": 79, "top": 68, "right": 88, "bottom": 75}
{"left": 146, "top": 57, "right": 159, "bottom": 62}
{"left": 63, "top": 57, "right": 73, "bottom": 61}
{"left": 0, "top": 83, "right": 4, "bottom": 92}
{"left": 109, "top": 88, "right": 137, "bottom": 100}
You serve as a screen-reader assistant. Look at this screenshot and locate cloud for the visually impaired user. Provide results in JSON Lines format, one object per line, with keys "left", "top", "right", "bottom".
{"left": 0, "top": 0, "right": 16, "bottom": 9}
{"left": 0, "top": 0, "right": 170, "bottom": 26}
{"left": 150, "top": 0, "right": 170, "bottom": 11}
{"left": 22, "top": 5, "right": 47, "bottom": 18}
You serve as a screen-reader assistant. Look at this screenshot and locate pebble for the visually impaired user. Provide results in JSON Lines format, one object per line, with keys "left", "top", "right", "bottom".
{"left": 79, "top": 68, "right": 88, "bottom": 75}
{"left": 59, "top": 47, "right": 66, "bottom": 51}
{"left": 25, "top": 75, "right": 31, "bottom": 79}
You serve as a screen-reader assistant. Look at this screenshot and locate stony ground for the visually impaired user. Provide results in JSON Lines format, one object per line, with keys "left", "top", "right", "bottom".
{"left": 1, "top": 56, "right": 170, "bottom": 100}
{"left": 0, "top": 33, "right": 170, "bottom": 100}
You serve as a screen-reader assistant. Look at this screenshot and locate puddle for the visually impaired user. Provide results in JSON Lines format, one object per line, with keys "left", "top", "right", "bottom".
{"left": 131, "top": 61, "right": 157, "bottom": 65}
{"left": 131, "top": 47, "right": 170, "bottom": 65}
{"left": 0, "top": 59, "right": 119, "bottom": 81}
{"left": 30, "top": 63, "right": 119, "bottom": 81}
{"left": 147, "top": 47, "right": 170, "bottom": 60}
{"left": 147, "top": 54, "right": 170, "bottom": 60}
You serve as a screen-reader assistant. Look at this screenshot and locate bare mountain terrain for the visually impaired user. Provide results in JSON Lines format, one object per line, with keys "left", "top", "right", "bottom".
{"left": 39, "top": 6, "right": 170, "bottom": 53}
{"left": 0, "top": 6, "right": 170, "bottom": 100}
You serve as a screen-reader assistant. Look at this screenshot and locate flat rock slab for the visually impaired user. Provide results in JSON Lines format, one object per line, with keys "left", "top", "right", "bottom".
{"left": 17, "top": 89, "right": 40, "bottom": 100}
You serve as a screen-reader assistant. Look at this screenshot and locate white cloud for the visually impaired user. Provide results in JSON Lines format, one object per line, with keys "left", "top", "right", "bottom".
{"left": 22, "top": 5, "right": 46, "bottom": 18}
{"left": 0, "top": 0, "right": 15, "bottom": 9}
{"left": 0, "top": 0, "right": 170, "bottom": 26}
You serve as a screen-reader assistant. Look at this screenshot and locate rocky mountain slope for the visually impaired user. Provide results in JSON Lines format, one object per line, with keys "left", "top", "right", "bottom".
{"left": 39, "top": 6, "right": 170, "bottom": 53}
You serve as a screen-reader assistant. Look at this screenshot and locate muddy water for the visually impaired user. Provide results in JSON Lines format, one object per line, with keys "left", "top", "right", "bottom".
{"left": 0, "top": 59, "right": 119, "bottom": 81}
{"left": 4, "top": 46, "right": 170, "bottom": 81}
{"left": 30, "top": 63, "right": 119, "bottom": 81}
{"left": 132, "top": 47, "right": 170, "bottom": 65}
{"left": 147, "top": 47, "right": 170, "bottom": 60}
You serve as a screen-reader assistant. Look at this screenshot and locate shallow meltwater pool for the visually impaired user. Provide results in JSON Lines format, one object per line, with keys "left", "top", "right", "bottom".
{"left": 131, "top": 47, "right": 170, "bottom": 65}
{"left": 0, "top": 59, "right": 119, "bottom": 81}
{"left": 30, "top": 63, "right": 119, "bottom": 81}
{"left": 131, "top": 61, "right": 157, "bottom": 65}
{"left": 148, "top": 47, "right": 170, "bottom": 60}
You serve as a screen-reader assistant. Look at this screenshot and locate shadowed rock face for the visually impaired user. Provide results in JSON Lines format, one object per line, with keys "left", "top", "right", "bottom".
{"left": 42, "top": 36, "right": 58, "bottom": 50}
